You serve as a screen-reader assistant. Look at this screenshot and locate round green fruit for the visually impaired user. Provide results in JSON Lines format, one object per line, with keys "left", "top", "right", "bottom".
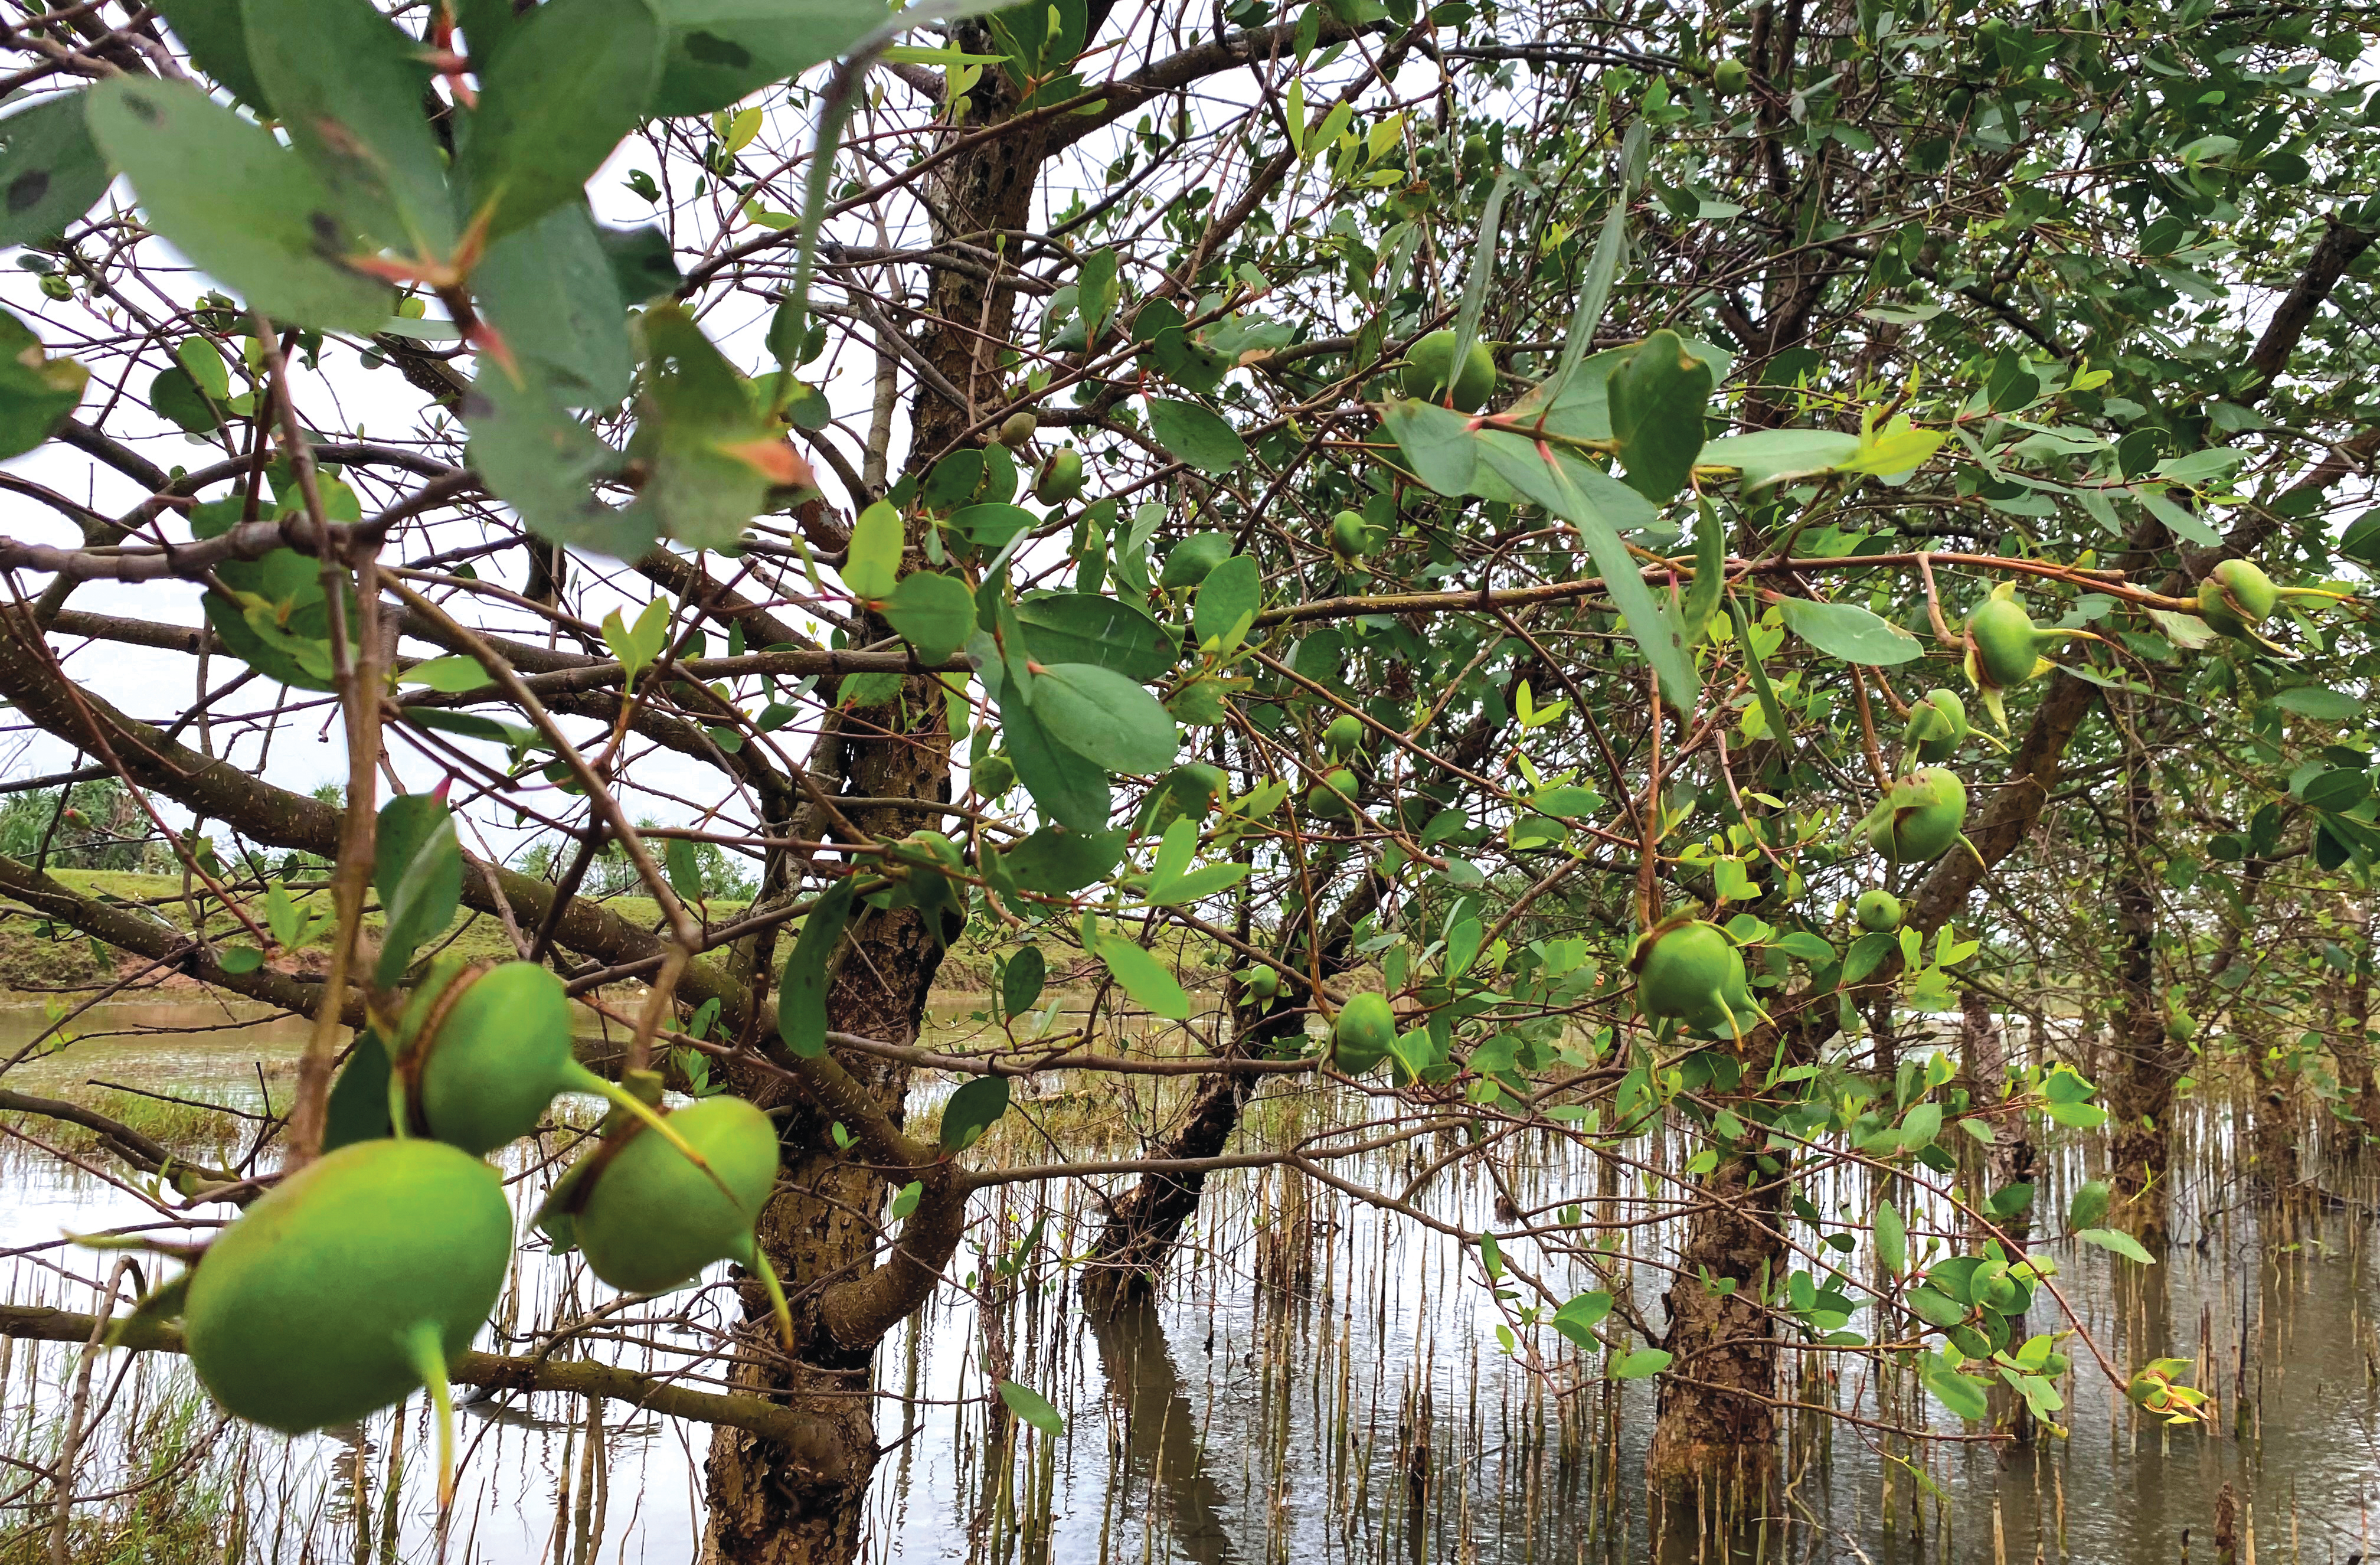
{"left": 1329, "top": 509, "right": 1376, "bottom": 560}
{"left": 1400, "top": 329, "right": 1497, "bottom": 412}
{"left": 1033, "top": 447, "right": 1083, "bottom": 505}
{"left": 573, "top": 1096, "right": 780, "bottom": 1297}
{"left": 184, "top": 1138, "right": 511, "bottom": 1435}
{"left": 1323, "top": 713, "right": 1365, "bottom": 759}
{"left": 1855, "top": 888, "right": 1903, "bottom": 933}
{"left": 1633, "top": 920, "right": 1745, "bottom": 1023}
{"left": 972, "top": 752, "right": 1016, "bottom": 799}
{"left": 1965, "top": 596, "right": 2045, "bottom": 689}
{"left": 1331, "top": 991, "right": 1397, "bottom": 1074}
{"left": 1159, "top": 530, "right": 1234, "bottom": 589}
{"left": 995, "top": 411, "right": 1038, "bottom": 448}
{"left": 1237, "top": 965, "right": 1282, "bottom": 1001}
{"left": 1906, "top": 689, "right": 1970, "bottom": 763}
{"left": 2198, "top": 558, "right": 2277, "bottom": 638}
{"left": 1712, "top": 57, "right": 1751, "bottom": 93}
{"left": 409, "top": 961, "right": 576, "bottom": 1156}
{"left": 1305, "top": 766, "right": 1360, "bottom": 818}
{"left": 1864, "top": 767, "right": 1969, "bottom": 863}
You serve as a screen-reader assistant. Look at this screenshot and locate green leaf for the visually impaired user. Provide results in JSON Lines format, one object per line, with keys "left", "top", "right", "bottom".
{"left": 0, "top": 93, "right": 112, "bottom": 248}
{"left": 1001, "top": 945, "right": 1047, "bottom": 1017}
{"left": 1475, "top": 434, "right": 1698, "bottom": 711}
{"left": 462, "top": 359, "right": 644, "bottom": 557}
{"left": 941, "top": 1074, "right": 1011, "bottom": 1152}
{"left": 2276, "top": 686, "right": 2362, "bottom": 721}
{"left": 627, "top": 303, "right": 783, "bottom": 549}
{"left": 0, "top": 308, "right": 83, "bottom": 461}
{"left": 475, "top": 202, "right": 634, "bottom": 408}
{"left": 1382, "top": 397, "right": 1478, "bottom": 495}
{"left": 1773, "top": 597, "right": 1923, "bottom": 665}
{"left": 996, "top": 826, "right": 1125, "bottom": 894}
{"left": 844, "top": 500, "right": 904, "bottom": 601}
{"left": 1028, "top": 662, "right": 1178, "bottom": 775}
{"left": 2067, "top": 1178, "right": 2110, "bottom": 1231}
{"left": 372, "top": 796, "right": 463, "bottom": 987}
{"left": 2075, "top": 1227, "right": 2155, "bottom": 1265}
{"left": 1002, "top": 695, "right": 1110, "bottom": 831}
{"left": 1611, "top": 1348, "right": 1672, "bottom": 1379}
{"left": 888, "top": 1178, "right": 921, "bottom": 1220}
{"left": 1014, "top": 593, "right": 1178, "bottom": 681}
{"left": 1096, "top": 933, "right": 1191, "bottom": 1020}
{"left": 1922, "top": 1363, "right": 1990, "bottom": 1421}
{"left": 241, "top": 0, "right": 455, "bottom": 255}
{"left": 151, "top": 0, "right": 270, "bottom": 106}
{"left": 778, "top": 877, "right": 855, "bottom": 1059}
{"left": 1549, "top": 1290, "right": 1611, "bottom": 1347}
{"left": 884, "top": 571, "right": 975, "bottom": 662}
{"left": 996, "top": 1378, "right": 1064, "bottom": 1437}
{"left": 1875, "top": 1200, "right": 1907, "bottom": 1276}
{"left": 458, "top": 0, "right": 662, "bottom": 242}
{"left": 218, "top": 944, "right": 265, "bottom": 974}
{"left": 1145, "top": 396, "right": 1246, "bottom": 474}
{"left": 648, "top": 0, "right": 887, "bottom": 116}
{"left": 85, "top": 79, "right": 390, "bottom": 331}
{"left": 1698, "top": 429, "right": 1862, "bottom": 493}
{"left": 1606, "top": 329, "right": 1712, "bottom": 500}
{"left": 664, "top": 836, "right": 702, "bottom": 901}
{"left": 399, "top": 655, "right": 495, "bottom": 693}
{"left": 1193, "top": 553, "right": 1260, "bottom": 652}
{"left": 321, "top": 1033, "right": 394, "bottom": 1152}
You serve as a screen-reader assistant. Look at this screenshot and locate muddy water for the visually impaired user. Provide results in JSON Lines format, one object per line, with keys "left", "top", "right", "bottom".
{"left": 4, "top": 1003, "right": 2379, "bottom": 1565}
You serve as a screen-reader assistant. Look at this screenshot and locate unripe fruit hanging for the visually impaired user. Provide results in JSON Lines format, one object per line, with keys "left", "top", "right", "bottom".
{"left": 995, "top": 411, "right": 1038, "bottom": 448}
{"left": 1330, "top": 991, "right": 1397, "bottom": 1074}
{"left": 1855, "top": 888, "right": 1903, "bottom": 932}
{"left": 1323, "top": 713, "right": 1365, "bottom": 759}
{"left": 1237, "top": 965, "right": 1282, "bottom": 1001}
{"left": 1712, "top": 57, "right": 1751, "bottom": 93}
{"left": 1033, "top": 447, "right": 1083, "bottom": 505}
{"left": 1329, "top": 509, "right": 1375, "bottom": 561}
{"left": 1305, "top": 766, "right": 1359, "bottom": 818}
{"left": 567, "top": 1096, "right": 788, "bottom": 1331}
{"left": 1903, "top": 688, "right": 1970, "bottom": 763}
{"left": 2197, "top": 557, "right": 2277, "bottom": 638}
{"left": 1964, "top": 596, "right": 2047, "bottom": 690}
{"left": 1861, "top": 767, "right": 1970, "bottom": 864}
{"left": 184, "top": 1138, "right": 511, "bottom": 1436}
{"left": 1399, "top": 329, "right": 1497, "bottom": 412}
{"left": 1632, "top": 919, "right": 1751, "bottom": 1034}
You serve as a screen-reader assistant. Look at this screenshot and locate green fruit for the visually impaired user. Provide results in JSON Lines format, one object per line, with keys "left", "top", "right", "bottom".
{"left": 1305, "top": 766, "right": 1359, "bottom": 818}
{"left": 1965, "top": 596, "right": 2046, "bottom": 689}
{"left": 1329, "top": 509, "right": 1377, "bottom": 560}
{"left": 1906, "top": 689, "right": 1970, "bottom": 763}
{"left": 995, "top": 411, "right": 1038, "bottom": 448}
{"left": 1855, "top": 888, "right": 1903, "bottom": 932}
{"left": 972, "top": 752, "right": 1016, "bottom": 799}
{"left": 1033, "top": 447, "right": 1083, "bottom": 505}
{"left": 1400, "top": 329, "right": 1497, "bottom": 412}
{"left": 2166, "top": 1011, "right": 2197, "bottom": 1043}
{"left": 184, "top": 1139, "right": 511, "bottom": 1435}
{"left": 1682, "top": 958, "right": 1760, "bottom": 1038}
{"left": 1237, "top": 965, "right": 1282, "bottom": 1001}
{"left": 1863, "top": 767, "right": 1969, "bottom": 863}
{"left": 1159, "top": 530, "right": 1234, "bottom": 588}
{"left": 1712, "top": 57, "right": 1751, "bottom": 93}
{"left": 1633, "top": 920, "right": 1744, "bottom": 1023}
{"left": 573, "top": 1096, "right": 780, "bottom": 1297}
{"left": 1331, "top": 991, "right": 1397, "bottom": 1074}
{"left": 2198, "top": 558, "right": 2277, "bottom": 638}
{"left": 1323, "top": 713, "right": 1365, "bottom": 759}
{"left": 38, "top": 272, "right": 72, "bottom": 301}
{"left": 408, "top": 961, "right": 576, "bottom": 1156}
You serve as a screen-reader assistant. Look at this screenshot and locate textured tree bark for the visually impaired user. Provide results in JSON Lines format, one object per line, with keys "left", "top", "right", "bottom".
{"left": 2104, "top": 733, "right": 2172, "bottom": 1249}
{"left": 2328, "top": 894, "right": 2380, "bottom": 1160}
{"left": 702, "top": 29, "right": 1045, "bottom": 1559}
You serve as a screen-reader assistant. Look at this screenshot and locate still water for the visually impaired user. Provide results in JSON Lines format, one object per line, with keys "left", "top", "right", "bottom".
{"left": 3, "top": 1001, "right": 2378, "bottom": 1565}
